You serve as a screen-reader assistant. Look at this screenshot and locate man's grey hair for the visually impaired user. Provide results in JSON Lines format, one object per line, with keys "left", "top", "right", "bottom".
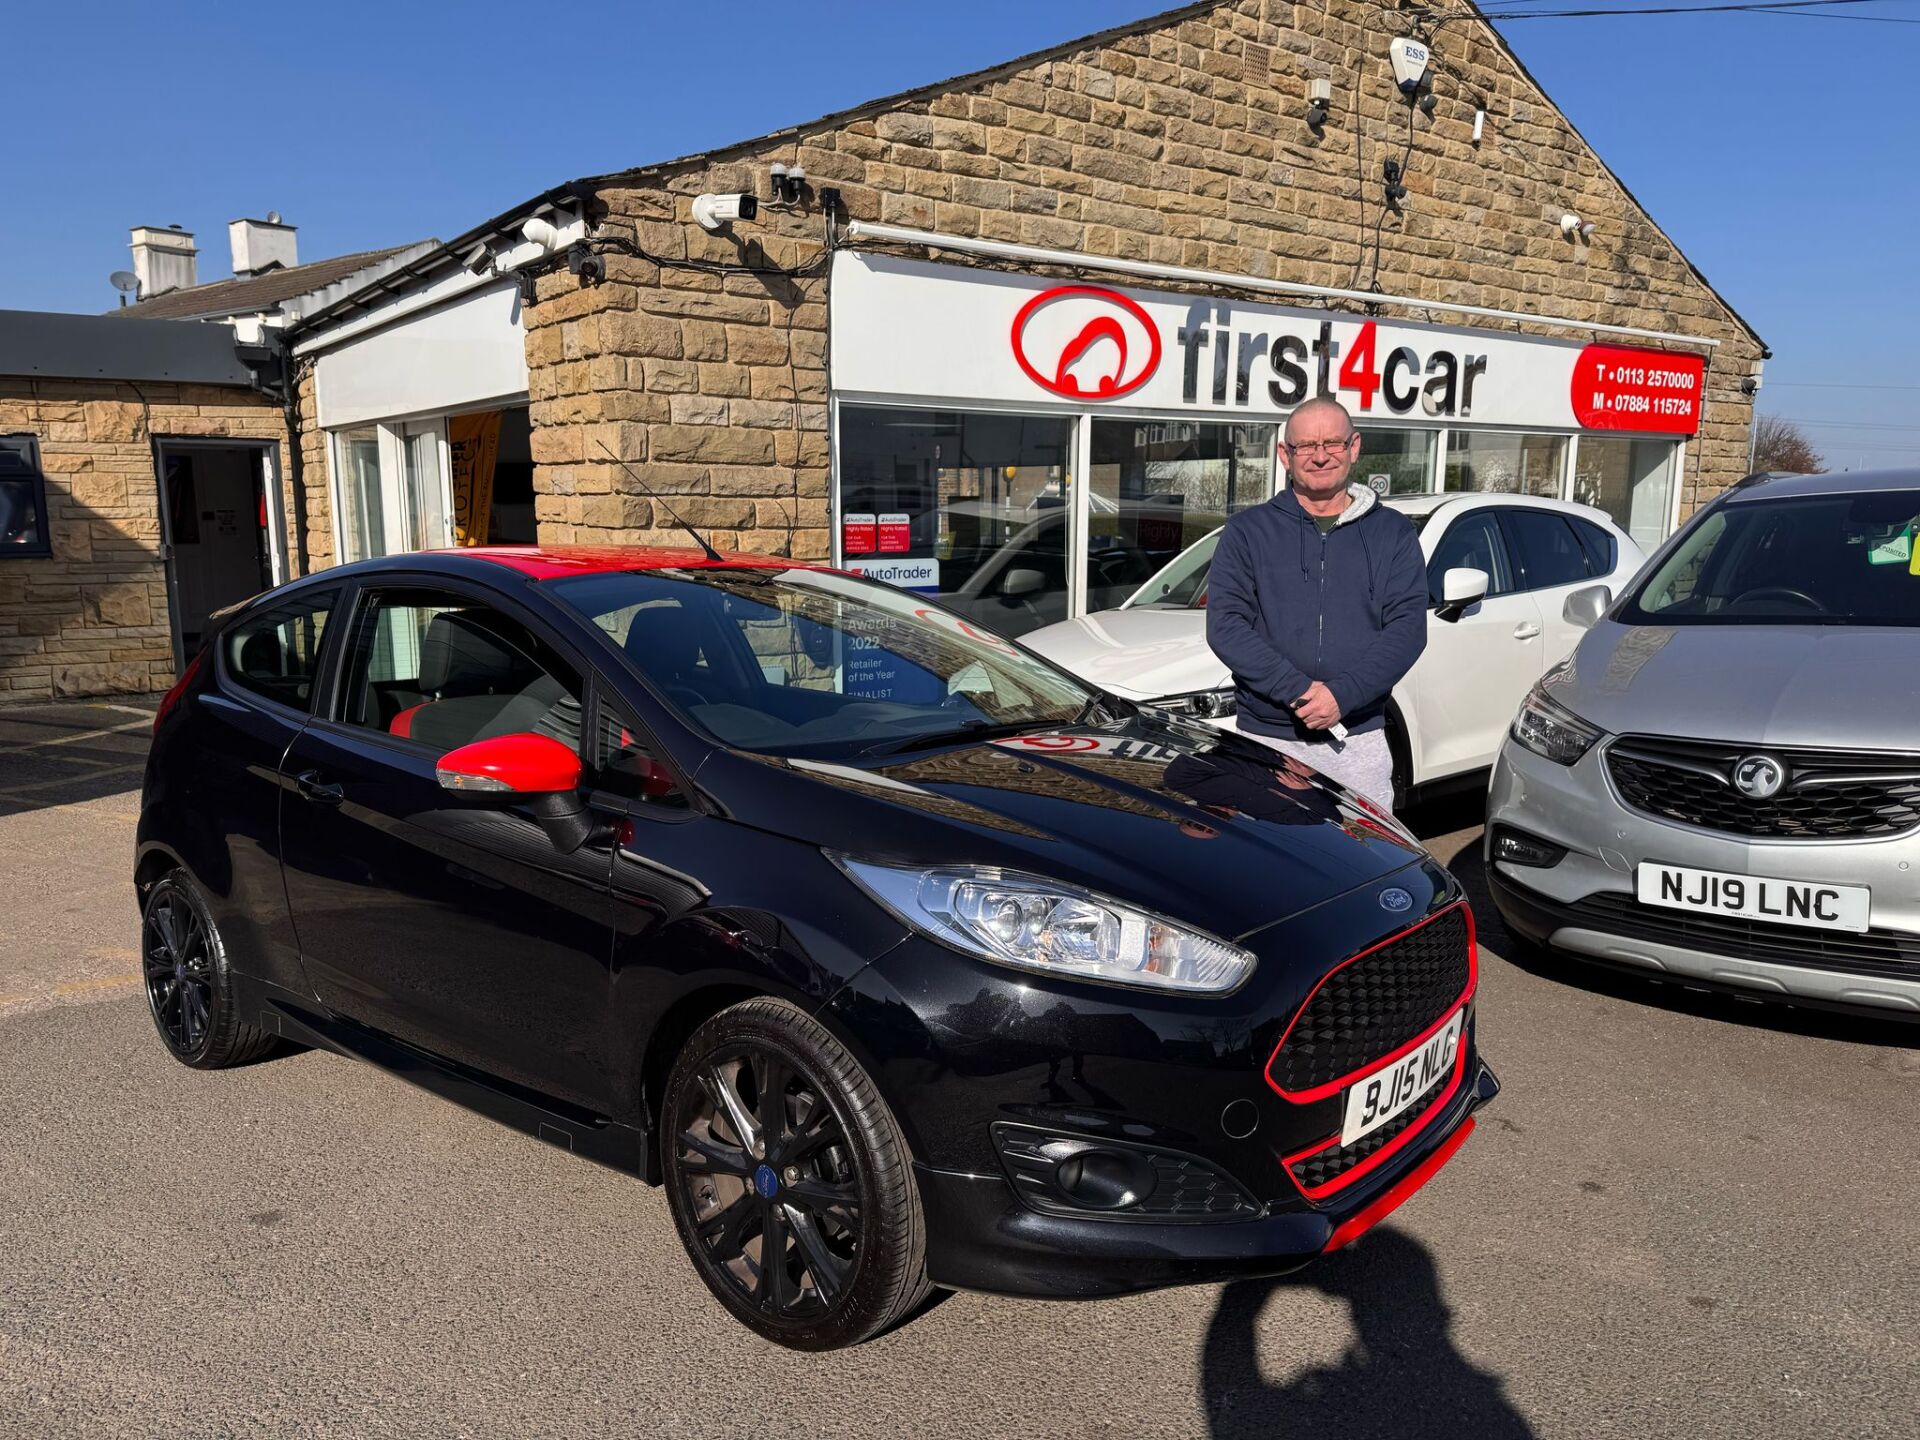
{"left": 1283, "top": 395, "right": 1356, "bottom": 442}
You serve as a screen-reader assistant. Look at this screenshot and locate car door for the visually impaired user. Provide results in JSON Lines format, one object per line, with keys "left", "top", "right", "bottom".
{"left": 1400, "top": 507, "right": 1547, "bottom": 781}
{"left": 1499, "top": 506, "right": 1607, "bottom": 672}
{"left": 176, "top": 586, "right": 339, "bottom": 997}
{"left": 278, "top": 578, "right": 617, "bottom": 1111}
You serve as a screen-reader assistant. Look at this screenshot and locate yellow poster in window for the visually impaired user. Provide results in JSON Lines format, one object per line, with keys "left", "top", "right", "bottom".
{"left": 449, "top": 411, "right": 502, "bottom": 546}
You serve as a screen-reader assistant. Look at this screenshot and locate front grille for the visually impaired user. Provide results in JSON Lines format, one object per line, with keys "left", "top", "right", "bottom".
{"left": 1565, "top": 892, "right": 1920, "bottom": 982}
{"left": 1288, "top": 1083, "right": 1448, "bottom": 1193}
{"left": 1606, "top": 736, "right": 1920, "bottom": 840}
{"left": 1266, "top": 905, "right": 1473, "bottom": 1097}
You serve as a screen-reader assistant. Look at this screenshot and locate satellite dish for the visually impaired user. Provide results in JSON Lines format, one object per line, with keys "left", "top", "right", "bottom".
{"left": 109, "top": 271, "right": 140, "bottom": 307}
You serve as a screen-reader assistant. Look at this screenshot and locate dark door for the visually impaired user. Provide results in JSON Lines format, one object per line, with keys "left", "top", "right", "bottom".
{"left": 158, "top": 443, "right": 276, "bottom": 666}
{"left": 181, "top": 586, "right": 338, "bottom": 995}
{"left": 278, "top": 581, "right": 616, "bottom": 1110}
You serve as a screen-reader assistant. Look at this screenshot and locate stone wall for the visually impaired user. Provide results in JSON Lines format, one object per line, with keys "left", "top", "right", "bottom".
{"left": 0, "top": 379, "right": 288, "bottom": 702}
{"left": 520, "top": 0, "right": 1760, "bottom": 558}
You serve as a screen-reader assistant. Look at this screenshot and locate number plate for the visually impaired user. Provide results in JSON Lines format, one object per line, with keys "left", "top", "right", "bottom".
{"left": 1635, "top": 862, "right": 1870, "bottom": 934}
{"left": 1340, "top": 1009, "right": 1464, "bottom": 1147}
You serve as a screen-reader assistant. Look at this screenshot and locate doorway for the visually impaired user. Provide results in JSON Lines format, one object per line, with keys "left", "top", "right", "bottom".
{"left": 155, "top": 439, "right": 282, "bottom": 666}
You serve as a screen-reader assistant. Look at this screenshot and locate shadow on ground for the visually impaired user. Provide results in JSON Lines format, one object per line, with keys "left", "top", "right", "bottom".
{"left": 1199, "top": 1227, "right": 1534, "bottom": 1439}
{"left": 0, "top": 699, "right": 153, "bottom": 819}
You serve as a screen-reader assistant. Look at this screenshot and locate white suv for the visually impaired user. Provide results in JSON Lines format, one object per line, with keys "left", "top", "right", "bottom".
{"left": 1022, "top": 493, "right": 1645, "bottom": 806}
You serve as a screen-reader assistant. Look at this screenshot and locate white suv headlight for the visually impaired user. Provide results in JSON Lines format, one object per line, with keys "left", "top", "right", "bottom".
{"left": 834, "top": 858, "right": 1255, "bottom": 995}
{"left": 1149, "top": 688, "right": 1237, "bottom": 720}
{"left": 1510, "top": 681, "right": 1603, "bottom": 766}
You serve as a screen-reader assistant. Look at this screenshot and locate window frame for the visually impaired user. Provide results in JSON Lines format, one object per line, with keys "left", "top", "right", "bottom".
{"left": 213, "top": 585, "right": 341, "bottom": 721}
{"left": 1494, "top": 506, "right": 1595, "bottom": 594}
{"left": 1425, "top": 507, "right": 1517, "bottom": 607}
{"left": 0, "top": 433, "right": 54, "bottom": 559}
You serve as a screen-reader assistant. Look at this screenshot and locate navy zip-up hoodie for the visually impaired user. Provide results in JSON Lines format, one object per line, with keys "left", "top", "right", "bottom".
{"left": 1205, "top": 483, "right": 1427, "bottom": 742}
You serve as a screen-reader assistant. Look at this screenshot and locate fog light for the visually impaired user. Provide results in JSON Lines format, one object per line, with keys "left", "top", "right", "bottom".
{"left": 1492, "top": 826, "right": 1566, "bottom": 868}
{"left": 1053, "top": 1149, "right": 1153, "bottom": 1210}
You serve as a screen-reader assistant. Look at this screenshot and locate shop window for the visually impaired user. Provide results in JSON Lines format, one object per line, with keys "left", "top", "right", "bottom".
{"left": 222, "top": 591, "right": 336, "bottom": 714}
{"left": 837, "top": 406, "right": 1074, "bottom": 638}
{"left": 0, "top": 434, "right": 52, "bottom": 558}
{"left": 1353, "top": 426, "right": 1438, "bottom": 497}
{"left": 332, "top": 421, "right": 452, "bottom": 562}
{"left": 1089, "top": 419, "right": 1276, "bottom": 612}
{"left": 1445, "top": 431, "right": 1566, "bottom": 500}
{"left": 1573, "top": 436, "right": 1675, "bottom": 552}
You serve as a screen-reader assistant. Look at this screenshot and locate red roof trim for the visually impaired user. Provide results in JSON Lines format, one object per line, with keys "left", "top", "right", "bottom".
{"left": 440, "top": 545, "right": 834, "bottom": 580}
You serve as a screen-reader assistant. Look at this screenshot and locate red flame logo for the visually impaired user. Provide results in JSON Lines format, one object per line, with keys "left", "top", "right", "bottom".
{"left": 1010, "top": 286, "right": 1162, "bottom": 400}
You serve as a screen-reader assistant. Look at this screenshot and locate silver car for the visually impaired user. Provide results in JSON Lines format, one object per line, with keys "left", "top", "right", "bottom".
{"left": 1486, "top": 468, "right": 1920, "bottom": 1020}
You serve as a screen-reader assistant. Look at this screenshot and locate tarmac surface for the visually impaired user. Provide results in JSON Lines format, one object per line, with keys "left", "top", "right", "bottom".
{"left": 0, "top": 697, "right": 1914, "bottom": 1439}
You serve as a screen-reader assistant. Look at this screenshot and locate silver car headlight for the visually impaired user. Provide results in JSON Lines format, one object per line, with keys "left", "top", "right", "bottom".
{"left": 1510, "top": 680, "right": 1603, "bottom": 766}
{"left": 834, "top": 858, "right": 1255, "bottom": 995}
{"left": 1149, "top": 688, "right": 1237, "bottom": 720}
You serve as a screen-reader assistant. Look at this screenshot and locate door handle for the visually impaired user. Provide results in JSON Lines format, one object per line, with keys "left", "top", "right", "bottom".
{"left": 295, "top": 770, "right": 344, "bottom": 805}
{"left": 1513, "top": 622, "right": 1542, "bottom": 640}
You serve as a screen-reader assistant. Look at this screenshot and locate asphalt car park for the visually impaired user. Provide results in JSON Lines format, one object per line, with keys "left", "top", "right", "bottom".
{"left": 1, "top": 698, "right": 1914, "bottom": 1438}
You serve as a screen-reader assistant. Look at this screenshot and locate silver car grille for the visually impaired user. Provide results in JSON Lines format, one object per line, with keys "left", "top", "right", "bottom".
{"left": 1604, "top": 736, "right": 1920, "bottom": 840}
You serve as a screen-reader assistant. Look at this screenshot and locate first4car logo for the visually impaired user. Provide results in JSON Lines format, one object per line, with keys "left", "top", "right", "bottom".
{"left": 1010, "top": 286, "right": 1163, "bottom": 400}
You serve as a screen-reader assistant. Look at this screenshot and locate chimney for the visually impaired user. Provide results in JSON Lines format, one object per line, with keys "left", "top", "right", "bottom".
{"left": 229, "top": 213, "right": 297, "bottom": 277}
{"left": 129, "top": 224, "right": 197, "bottom": 297}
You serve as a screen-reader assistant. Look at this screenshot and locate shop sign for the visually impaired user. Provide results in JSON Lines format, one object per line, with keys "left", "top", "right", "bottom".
{"left": 877, "top": 513, "right": 912, "bottom": 552}
{"left": 842, "top": 512, "right": 877, "bottom": 555}
{"left": 831, "top": 252, "right": 1706, "bottom": 437}
{"left": 845, "top": 556, "right": 942, "bottom": 591}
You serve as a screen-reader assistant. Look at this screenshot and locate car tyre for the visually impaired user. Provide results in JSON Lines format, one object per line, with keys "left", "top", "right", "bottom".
{"left": 140, "top": 869, "right": 280, "bottom": 1069}
{"left": 661, "top": 997, "right": 931, "bottom": 1350}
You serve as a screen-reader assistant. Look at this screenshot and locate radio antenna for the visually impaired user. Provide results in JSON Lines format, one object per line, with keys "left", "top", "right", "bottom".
{"left": 591, "top": 436, "right": 723, "bottom": 563}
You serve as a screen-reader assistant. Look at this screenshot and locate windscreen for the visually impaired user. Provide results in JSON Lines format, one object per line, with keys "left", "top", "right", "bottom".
{"left": 548, "top": 566, "right": 1095, "bottom": 759}
{"left": 1624, "top": 489, "right": 1920, "bottom": 627}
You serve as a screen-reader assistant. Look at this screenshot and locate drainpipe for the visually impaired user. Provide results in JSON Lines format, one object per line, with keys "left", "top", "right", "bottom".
{"left": 278, "top": 334, "right": 310, "bottom": 576}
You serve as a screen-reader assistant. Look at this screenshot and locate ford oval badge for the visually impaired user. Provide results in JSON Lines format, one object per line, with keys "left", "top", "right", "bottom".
{"left": 1379, "top": 887, "right": 1414, "bottom": 913}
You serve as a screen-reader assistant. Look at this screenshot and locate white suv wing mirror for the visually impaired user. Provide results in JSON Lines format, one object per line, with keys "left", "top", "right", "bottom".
{"left": 1435, "top": 566, "right": 1490, "bottom": 622}
{"left": 1563, "top": 583, "right": 1613, "bottom": 630}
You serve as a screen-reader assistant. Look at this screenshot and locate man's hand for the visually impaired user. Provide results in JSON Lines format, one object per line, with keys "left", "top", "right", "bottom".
{"left": 1294, "top": 681, "right": 1343, "bottom": 732}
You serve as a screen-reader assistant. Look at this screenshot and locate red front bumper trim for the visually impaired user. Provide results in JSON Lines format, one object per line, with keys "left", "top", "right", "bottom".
{"left": 1321, "top": 1115, "right": 1475, "bottom": 1253}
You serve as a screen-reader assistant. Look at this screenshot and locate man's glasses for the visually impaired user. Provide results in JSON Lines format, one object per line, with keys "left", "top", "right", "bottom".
{"left": 1285, "top": 436, "right": 1356, "bottom": 456}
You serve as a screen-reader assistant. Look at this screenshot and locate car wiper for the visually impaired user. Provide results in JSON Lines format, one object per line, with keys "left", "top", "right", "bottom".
{"left": 859, "top": 720, "right": 1057, "bottom": 756}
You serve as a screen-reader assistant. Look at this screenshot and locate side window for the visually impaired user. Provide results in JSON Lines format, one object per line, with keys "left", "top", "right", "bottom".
{"left": 0, "top": 434, "right": 53, "bottom": 558}
{"left": 223, "top": 591, "right": 336, "bottom": 712}
{"left": 1426, "top": 512, "right": 1514, "bottom": 605}
{"left": 1571, "top": 519, "right": 1618, "bottom": 576}
{"left": 337, "top": 589, "right": 582, "bottom": 754}
{"left": 592, "top": 698, "right": 687, "bottom": 808}
{"left": 1502, "top": 510, "right": 1591, "bottom": 592}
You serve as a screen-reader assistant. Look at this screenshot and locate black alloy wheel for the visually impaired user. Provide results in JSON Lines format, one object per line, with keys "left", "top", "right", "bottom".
{"left": 661, "top": 998, "right": 930, "bottom": 1349}
{"left": 140, "top": 870, "right": 279, "bottom": 1069}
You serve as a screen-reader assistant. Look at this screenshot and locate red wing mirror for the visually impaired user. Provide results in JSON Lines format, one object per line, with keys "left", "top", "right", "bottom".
{"left": 436, "top": 733, "right": 582, "bottom": 796}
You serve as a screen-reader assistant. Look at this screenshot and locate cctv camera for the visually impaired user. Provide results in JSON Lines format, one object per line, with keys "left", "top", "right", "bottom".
{"left": 692, "top": 193, "right": 759, "bottom": 232}
{"left": 1388, "top": 37, "right": 1431, "bottom": 96}
{"left": 463, "top": 243, "right": 493, "bottom": 277}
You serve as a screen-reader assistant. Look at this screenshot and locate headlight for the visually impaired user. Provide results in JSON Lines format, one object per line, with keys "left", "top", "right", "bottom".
{"left": 834, "top": 858, "right": 1255, "bottom": 995}
{"left": 1150, "top": 688, "right": 1236, "bottom": 720}
{"left": 1510, "top": 682, "right": 1602, "bottom": 766}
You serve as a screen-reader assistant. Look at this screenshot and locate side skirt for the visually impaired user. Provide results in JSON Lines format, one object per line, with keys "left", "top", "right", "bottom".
{"left": 234, "top": 973, "right": 651, "bottom": 1180}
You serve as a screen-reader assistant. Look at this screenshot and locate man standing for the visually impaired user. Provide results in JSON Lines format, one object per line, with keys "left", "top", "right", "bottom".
{"left": 1204, "top": 396, "right": 1427, "bottom": 810}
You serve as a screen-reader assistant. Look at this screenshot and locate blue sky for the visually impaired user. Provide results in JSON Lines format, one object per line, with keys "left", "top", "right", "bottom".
{"left": 3, "top": 1, "right": 1911, "bottom": 467}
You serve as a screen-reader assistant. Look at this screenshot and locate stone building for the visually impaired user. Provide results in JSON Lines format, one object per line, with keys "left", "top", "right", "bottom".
{"left": 0, "top": 310, "right": 290, "bottom": 701}
{"left": 284, "top": 0, "right": 1763, "bottom": 644}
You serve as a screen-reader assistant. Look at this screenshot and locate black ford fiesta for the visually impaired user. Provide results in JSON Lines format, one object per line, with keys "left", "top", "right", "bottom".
{"left": 137, "top": 545, "right": 1496, "bottom": 1349}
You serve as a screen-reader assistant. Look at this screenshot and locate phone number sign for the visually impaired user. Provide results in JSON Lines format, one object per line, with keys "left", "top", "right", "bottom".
{"left": 1571, "top": 345, "right": 1705, "bottom": 435}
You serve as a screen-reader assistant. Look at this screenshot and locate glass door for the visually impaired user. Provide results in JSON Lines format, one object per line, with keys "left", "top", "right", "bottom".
{"left": 399, "top": 420, "right": 451, "bottom": 552}
{"left": 1084, "top": 419, "right": 1278, "bottom": 614}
